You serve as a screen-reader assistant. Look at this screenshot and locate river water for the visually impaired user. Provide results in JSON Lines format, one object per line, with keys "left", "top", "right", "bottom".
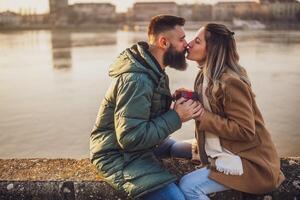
{"left": 0, "top": 30, "right": 299, "bottom": 158}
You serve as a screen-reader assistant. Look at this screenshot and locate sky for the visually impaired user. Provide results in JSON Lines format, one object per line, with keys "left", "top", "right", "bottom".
{"left": 0, "top": 0, "right": 259, "bottom": 14}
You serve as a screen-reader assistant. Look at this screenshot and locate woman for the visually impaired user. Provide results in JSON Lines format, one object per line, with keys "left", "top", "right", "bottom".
{"left": 178, "top": 23, "right": 285, "bottom": 200}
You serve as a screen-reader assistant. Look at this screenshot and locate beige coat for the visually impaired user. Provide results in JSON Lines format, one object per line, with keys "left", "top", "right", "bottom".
{"left": 193, "top": 69, "right": 285, "bottom": 194}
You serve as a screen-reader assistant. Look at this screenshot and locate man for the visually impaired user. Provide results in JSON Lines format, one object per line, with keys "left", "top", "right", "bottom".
{"left": 90, "top": 15, "right": 202, "bottom": 199}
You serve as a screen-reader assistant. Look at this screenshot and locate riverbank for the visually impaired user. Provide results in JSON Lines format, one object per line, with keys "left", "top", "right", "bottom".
{"left": 0, "top": 24, "right": 119, "bottom": 32}
{"left": 0, "top": 157, "right": 299, "bottom": 199}
{"left": 1, "top": 21, "right": 299, "bottom": 32}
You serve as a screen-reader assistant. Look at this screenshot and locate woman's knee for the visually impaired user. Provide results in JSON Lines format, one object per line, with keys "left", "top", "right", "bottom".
{"left": 179, "top": 168, "right": 210, "bottom": 194}
{"left": 179, "top": 173, "right": 193, "bottom": 194}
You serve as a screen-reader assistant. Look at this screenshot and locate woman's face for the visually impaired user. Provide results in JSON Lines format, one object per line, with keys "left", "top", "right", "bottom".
{"left": 187, "top": 27, "right": 206, "bottom": 63}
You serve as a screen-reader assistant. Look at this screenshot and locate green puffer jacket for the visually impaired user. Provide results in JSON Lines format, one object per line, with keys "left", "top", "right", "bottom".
{"left": 90, "top": 42, "right": 182, "bottom": 198}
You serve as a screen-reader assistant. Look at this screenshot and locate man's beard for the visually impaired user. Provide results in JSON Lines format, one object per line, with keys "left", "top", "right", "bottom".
{"left": 163, "top": 45, "right": 187, "bottom": 71}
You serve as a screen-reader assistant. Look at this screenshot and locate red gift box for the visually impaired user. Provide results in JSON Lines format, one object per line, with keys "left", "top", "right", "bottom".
{"left": 174, "top": 91, "right": 198, "bottom": 101}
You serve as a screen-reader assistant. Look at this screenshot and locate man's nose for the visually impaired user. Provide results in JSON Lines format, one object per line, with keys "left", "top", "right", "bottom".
{"left": 183, "top": 40, "right": 188, "bottom": 48}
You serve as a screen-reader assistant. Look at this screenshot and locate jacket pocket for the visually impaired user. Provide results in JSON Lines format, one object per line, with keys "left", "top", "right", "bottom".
{"left": 223, "top": 135, "right": 261, "bottom": 154}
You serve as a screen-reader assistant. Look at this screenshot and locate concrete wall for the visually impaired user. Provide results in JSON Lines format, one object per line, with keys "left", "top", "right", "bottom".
{"left": 0, "top": 157, "right": 299, "bottom": 199}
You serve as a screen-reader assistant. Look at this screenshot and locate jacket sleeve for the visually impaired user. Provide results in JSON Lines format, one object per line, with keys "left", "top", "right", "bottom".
{"left": 114, "top": 77, "right": 182, "bottom": 151}
{"left": 198, "top": 77, "right": 256, "bottom": 142}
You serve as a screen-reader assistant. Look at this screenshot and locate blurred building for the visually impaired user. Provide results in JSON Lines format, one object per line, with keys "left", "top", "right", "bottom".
{"left": 178, "top": 4, "right": 212, "bottom": 21}
{"left": 69, "top": 3, "right": 116, "bottom": 23}
{"left": 213, "top": 1, "right": 261, "bottom": 21}
{"left": 0, "top": 11, "right": 22, "bottom": 26}
{"left": 192, "top": 4, "right": 213, "bottom": 21}
{"left": 178, "top": 4, "right": 193, "bottom": 20}
{"left": 132, "top": 2, "right": 178, "bottom": 21}
{"left": 49, "top": 0, "right": 69, "bottom": 25}
{"left": 259, "top": 0, "right": 300, "bottom": 21}
{"left": 22, "top": 14, "right": 48, "bottom": 24}
{"left": 116, "top": 12, "right": 127, "bottom": 23}
{"left": 49, "top": 0, "right": 68, "bottom": 15}
{"left": 259, "top": 0, "right": 296, "bottom": 2}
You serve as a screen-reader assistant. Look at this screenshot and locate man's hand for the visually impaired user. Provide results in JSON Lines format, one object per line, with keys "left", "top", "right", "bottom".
{"left": 174, "top": 97, "right": 204, "bottom": 123}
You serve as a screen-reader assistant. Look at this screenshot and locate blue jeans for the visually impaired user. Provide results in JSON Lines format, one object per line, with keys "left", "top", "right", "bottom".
{"left": 143, "top": 183, "right": 186, "bottom": 200}
{"left": 179, "top": 167, "right": 229, "bottom": 200}
{"left": 141, "top": 138, "right": 192, "bottom": 200}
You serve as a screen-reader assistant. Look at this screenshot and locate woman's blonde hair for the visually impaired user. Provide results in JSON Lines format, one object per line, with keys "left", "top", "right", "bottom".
{"left": 202, "top": 23, "right": 251, "bottom": 111}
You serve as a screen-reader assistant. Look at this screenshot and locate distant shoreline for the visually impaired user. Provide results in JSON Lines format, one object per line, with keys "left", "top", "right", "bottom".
{"left": 0, "top": 21, "right": 299, "bottom": 32}
{"left": 0, "top": 24, "right": 119, "bottom": 32}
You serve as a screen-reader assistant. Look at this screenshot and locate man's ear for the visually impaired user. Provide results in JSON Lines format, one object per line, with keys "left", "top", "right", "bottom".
{"left": 158, "top": 36, "right": 169, "bottom": 50}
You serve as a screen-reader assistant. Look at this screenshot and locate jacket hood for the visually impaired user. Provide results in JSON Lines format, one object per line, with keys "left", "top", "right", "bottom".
{"left": 108, "top": 42, "right": 163, "bottom": 84}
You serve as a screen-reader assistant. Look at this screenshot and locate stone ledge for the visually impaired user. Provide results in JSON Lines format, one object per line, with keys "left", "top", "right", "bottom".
{"left": 0, "top": 157, "right": 299, "bottom": 200}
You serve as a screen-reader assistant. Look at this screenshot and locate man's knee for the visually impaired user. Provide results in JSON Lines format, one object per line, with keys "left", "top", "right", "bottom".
{"left": 153, "top": 138, "right": 176, "bottom": 158}
{"left": 170, "top": 141, "right": 192, "bottom": 158}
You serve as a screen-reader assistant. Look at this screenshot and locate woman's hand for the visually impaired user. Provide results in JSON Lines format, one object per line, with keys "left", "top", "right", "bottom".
{"left": 193, "top": 101, "right": 206, "bottom": 122}
{"left": 174, "top": 98, "right": 203, "bottom": 123}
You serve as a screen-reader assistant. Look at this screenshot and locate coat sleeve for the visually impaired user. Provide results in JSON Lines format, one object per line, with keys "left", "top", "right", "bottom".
{"left": 198, "top": 76, "right": 256, "bottom": 142}
{"left": 114, "top": 77, "right": 182, "bottom": 151}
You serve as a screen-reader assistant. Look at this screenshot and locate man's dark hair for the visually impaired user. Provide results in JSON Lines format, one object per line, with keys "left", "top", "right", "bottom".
{"left": 147, "top": 15, "right": 185, "bottom": 39}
